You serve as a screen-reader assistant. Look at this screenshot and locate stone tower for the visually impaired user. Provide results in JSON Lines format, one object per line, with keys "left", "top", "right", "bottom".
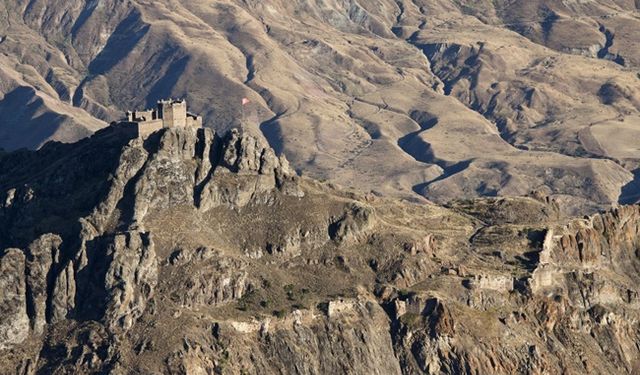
{"left": 157, "top": 99, "right": 187, "bottom": 128}
{"left": 115, "top": 99, "right": 202, "bottom": 139}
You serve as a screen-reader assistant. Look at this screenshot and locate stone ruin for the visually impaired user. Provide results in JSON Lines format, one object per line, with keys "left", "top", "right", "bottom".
{"left": 114, "top": 99, "right": 202, "bottom": 138}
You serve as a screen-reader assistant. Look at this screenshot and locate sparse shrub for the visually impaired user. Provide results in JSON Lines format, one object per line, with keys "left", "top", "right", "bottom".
{"left": 283, "top": 284, "right": 294, "bottom": 292}
{"left": 401, "top": 313, "right": 423, "bottom": 328}
{"left": 284, "top": 284, "right": 296, "bottom": 300}
{"left": 398, "top": 289, "right": 414, "bottom": 299}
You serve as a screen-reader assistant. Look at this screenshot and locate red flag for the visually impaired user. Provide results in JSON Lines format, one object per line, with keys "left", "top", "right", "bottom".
{"left": 242, "top": 97, "right": 250, "bottom": 106}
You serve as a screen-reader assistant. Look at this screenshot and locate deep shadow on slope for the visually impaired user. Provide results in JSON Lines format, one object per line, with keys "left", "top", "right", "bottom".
{"left": 0, "top": 87, "right": 65, "bottom": 151}
{"left": 412, "top": 160, "right": 472, "bottom": 196}
{"left": 619, "top": 169, "right": 640, "bottom": 205}
{"left": 0, "top": 126, "right": 137, "bottom": 249}
{"left": 86, "top": 11, "right": 150, "bottom": 76}
{"left": 145, "top": 55, "right": 190, "bottom": 108}
{"left": 396, "top": 111, "right": 439, "bottom": 164}
{"left": 259, "top": 114, "right": 286, "bottom": 156}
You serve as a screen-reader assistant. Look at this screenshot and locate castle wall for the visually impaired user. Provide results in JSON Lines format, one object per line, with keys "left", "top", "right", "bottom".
{"left": 186, "top": 114, "right": 203, "bottom": 128}
{"left": 136, "top": 120, "right": 164, "bottom": 138}
{"left": 134, "top": 109, "right": 155, "bottom": 122}
{"left": 114, "top": 121, "right": 139, "bottom": 138}
{"left": 115, "top": 120, "right": 164, "bottom": 139}
{"left": 115, "top": 99, "right": 201, "bottom": 140}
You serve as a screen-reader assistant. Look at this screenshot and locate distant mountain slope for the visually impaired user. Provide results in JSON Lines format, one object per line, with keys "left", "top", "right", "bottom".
{"left": 1, "top": 0, "right": 640, "bottom": 212}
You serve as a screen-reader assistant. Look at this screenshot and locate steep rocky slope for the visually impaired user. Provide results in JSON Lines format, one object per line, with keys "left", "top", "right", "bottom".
{"left": 2, "top": 126, "right": 640, "bottom": 374}
{"left": 1, "top": 1, "right": 640, "bottom": 212}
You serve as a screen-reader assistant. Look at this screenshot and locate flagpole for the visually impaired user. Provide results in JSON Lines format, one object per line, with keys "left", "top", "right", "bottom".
{"left": 241, "top": 98, "right": 250, "bottom": 129}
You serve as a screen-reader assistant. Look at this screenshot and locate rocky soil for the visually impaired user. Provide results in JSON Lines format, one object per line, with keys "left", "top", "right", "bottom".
{"left": 2, "top": 126, "right": 640, "bottom": 374}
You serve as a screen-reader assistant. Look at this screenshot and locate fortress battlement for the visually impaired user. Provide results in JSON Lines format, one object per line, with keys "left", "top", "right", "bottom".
{"left": 116, "top": 99, "right": 202, "bottom": 138}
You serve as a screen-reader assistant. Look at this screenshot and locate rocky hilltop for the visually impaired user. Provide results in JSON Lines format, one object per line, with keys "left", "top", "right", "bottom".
{"left": 1, "top": 126, "right": 640, "bottom": 374}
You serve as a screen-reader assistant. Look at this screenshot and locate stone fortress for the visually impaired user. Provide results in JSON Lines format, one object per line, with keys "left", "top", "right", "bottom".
{"left": 115, "top": 99, "right": 202, "bottom": 138}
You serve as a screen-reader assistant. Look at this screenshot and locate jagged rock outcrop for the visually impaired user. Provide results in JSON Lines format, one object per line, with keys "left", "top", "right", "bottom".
{"left": 198, "top": 297, "right": 402, "bottom": 375}
{"left": 541, "top": 205, "right": 640, "bottom": 267}
{"left": 3, "top": 126, "right": 640, "bottom": 374}
{"left": 169, "top": 250, "right": 250, "bottom": 308}
{"left": 0, "top": 249, "right": 29, "bottom": 350}
{"left": 329, "top": 202, "right": 375, "bottom": 243}
{"left": 102, "top": 232, "right": 157, "bottom": 333}
{"left": 25, "top": 233, "right": 60, "bottom": 334}
{"left": 198, "top": 129, "right": 302, "bottom": 210}
{"left": 50, "top": 260, "right": 76, "bottom": 323}
{"left": 532, "top": 205, "right": 640, "bottom": 304}
{"left": 0, "top": 125, "right": 305, "bottom": 347}
{"left": 87, "top": 139, "right": 149, "bottom": 233}
{"left": 132, "top": 129, "right": 203, "bottom": 222}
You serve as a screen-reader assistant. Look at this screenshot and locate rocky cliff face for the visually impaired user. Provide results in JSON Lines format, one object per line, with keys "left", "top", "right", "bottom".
{"left": 1, "top": 126, "right": 640, "bottom": 374}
